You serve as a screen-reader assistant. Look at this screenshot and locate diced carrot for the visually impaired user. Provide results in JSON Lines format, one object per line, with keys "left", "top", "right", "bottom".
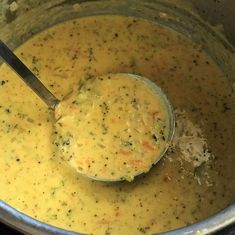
{"left": 142, "top": 141, "right": 155, "bottom": 151}
{"left": 119, "top": 149, "right": 132, "bottom": 156}
{"left": 128, "top": 159, "right": 144, "bottom": 167}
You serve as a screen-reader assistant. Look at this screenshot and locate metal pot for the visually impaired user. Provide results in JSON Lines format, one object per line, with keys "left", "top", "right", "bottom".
{"left": 0, "top": 0, "right": 234, "bottom": 234}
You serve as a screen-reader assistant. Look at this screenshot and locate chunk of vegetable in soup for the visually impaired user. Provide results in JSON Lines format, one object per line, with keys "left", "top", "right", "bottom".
{"left": 0, "top": 16, "right": 234, "bottom": 235}
{"left": 54, "top": 73, "right": 171, "bottom": 181}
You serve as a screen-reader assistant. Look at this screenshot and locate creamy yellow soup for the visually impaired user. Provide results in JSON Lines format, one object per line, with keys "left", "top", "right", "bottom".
{"left": 0, "top": 15, "right": 234, "bottom": 235}
{"left": 54, "top": 73, "right": 172, "bottom": 181}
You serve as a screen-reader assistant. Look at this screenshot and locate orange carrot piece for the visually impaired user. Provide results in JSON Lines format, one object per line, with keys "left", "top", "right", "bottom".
{"left": 119, "top": 149, "right": 132, "bottom": 156}
{"left": 142, "top": 141, "right": 155, "bottom": 151}
{"left": 128, "top": 159, "right": 144, "bottom": 167}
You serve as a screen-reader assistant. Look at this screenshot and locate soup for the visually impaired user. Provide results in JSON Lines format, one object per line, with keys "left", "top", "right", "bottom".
{"left": 54, "top": 73, "right": 172, "bottom": 182}
{"left": 0, "top": 15, "right": 234, "bottom": 235}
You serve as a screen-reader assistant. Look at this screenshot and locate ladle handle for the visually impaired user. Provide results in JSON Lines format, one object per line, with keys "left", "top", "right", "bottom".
{"left": 0, "top": 40, "right": 59, "bottom": 109}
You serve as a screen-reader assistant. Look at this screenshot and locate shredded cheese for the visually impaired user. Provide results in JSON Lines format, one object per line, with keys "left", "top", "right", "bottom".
{"left": 172, "top": 110, "right": 214, "bottom": 167}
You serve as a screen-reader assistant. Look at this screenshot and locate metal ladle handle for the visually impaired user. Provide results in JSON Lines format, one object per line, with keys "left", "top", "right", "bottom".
{"left": 0, "top": 40, "right": 59, "bottom": 109}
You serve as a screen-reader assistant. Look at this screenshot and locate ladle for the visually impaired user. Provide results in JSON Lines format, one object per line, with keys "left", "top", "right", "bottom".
{"left": 0, "top": 40, "right": 175, "bottom": 182}
{"left": 0, "top": 40, "right": 59, "bottom": 109}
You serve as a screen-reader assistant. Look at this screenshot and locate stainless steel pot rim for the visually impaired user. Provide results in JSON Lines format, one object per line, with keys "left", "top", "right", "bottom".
{"left": 0, "top": 200, "right": 235, "bottom": 235}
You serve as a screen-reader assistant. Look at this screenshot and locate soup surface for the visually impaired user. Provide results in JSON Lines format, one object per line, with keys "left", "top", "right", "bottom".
{"left": 54, "top": 73, "right": 172, "bottom": 181}
{"left": 0, "top": 15, "right": 234, "bottom": 235}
